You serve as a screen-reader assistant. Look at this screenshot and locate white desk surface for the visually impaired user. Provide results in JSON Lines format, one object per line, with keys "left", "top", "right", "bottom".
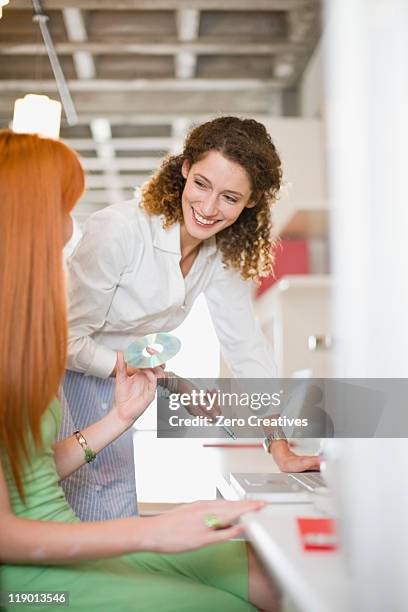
{"left": 207, "top": 444, "right": 351, "bottom": 612}
{"left": 242, "top": 505, "right": 351, "bottom": 612}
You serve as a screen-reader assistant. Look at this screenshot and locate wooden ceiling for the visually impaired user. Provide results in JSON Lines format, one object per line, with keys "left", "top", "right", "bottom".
{"left": 0, "top": 0, "right": 321, "bottom": 222}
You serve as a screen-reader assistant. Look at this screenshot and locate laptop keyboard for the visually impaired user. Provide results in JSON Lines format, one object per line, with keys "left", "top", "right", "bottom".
{"left": 290, "top": 473, "right": 326, "bottom": 490}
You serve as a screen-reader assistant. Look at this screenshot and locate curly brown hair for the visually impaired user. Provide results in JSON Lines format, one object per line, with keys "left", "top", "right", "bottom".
{"left": 141, "top": 116, "right": 282, "bottom": 280}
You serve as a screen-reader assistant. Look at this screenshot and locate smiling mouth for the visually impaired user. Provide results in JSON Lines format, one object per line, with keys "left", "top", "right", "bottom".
{"left": 192, "top": 207, "right": 220, "bottom": 227}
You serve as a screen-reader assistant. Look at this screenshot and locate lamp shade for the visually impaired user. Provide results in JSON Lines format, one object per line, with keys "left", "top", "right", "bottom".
{"left": 12, "top": 94, "right": 62, "bottom": 139}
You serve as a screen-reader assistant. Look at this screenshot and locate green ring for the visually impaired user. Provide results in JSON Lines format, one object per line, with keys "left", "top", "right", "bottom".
{"left": 204, "top": 514, "right": 224, "bottom": 530}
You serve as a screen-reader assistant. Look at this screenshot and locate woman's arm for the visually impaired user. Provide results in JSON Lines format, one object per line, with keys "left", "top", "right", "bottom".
{"left": 53, "top": 408, "right": 129, "bottom": 481}
{"left": 0, "top": 462, "right": 139, "bottom": 564}
{"left": 0, "top": 462, "right": 264, "bottom": 564}
{"left": 54, "top": 354, "right": 159, "bottom": 480}
{"left": 204, "top": 263, "right": 321, "bottom": 472}
{"left": 66, "top": 208, "right": 136, "bottom": 379}
{"left": 204, "top": 261, "right": 277, "bottom": 378}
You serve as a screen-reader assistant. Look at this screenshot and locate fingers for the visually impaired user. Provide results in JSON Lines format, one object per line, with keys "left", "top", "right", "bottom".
{"left": 284, "top": 455, "right": 321, "bottom": 473}
{"left": 153, "top": 366, "right": 166, "bottom": 378}
{"left": 203, "top": 500, "right": 265, "bottom": 524}
{"left": 144, "top": 368, "right": 158, "bottom": 386}
{"left": 303, "top": 455, "right": 321, "bottom": 471}
{"left": 116, "top": 351, "right": 127, "bottom": 380}
{"left": 205, "top": 523, "right": 246, "bottom": 544}
{"left": 199, "top": 500, "right": 265, "bottom": 545}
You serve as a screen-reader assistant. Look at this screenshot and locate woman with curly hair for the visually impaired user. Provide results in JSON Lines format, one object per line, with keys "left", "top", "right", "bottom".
{"left": 61, "top": 116, "right": 320, "bottom": 522}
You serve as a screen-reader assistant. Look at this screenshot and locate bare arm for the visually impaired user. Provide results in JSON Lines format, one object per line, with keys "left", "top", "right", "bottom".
{"left": 54, "top": 353, "right": 160, "bottom": 480}
{"left": 0, "top": 461, "right": 264, "bottom": 565}
{"left": 53, "top": 409, "right": 130, "bottom": 481}
{"left": 0, "top": 462, "right": 141, "bottom": 564}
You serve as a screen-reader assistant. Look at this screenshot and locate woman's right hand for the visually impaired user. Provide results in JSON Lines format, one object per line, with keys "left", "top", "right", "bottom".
{"left": 111, "top": 352, "right": 161, "bottom": 429}
{"left": 138, "top": 499, "right": 265, "bottom": 553}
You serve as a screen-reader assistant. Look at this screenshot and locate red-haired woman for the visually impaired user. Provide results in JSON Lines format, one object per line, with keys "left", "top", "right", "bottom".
{"left": 61, "top": 117, "right": 320, "bottom": 521}
{"left": 0, "top": 130, "right": 280, "bottom": 611}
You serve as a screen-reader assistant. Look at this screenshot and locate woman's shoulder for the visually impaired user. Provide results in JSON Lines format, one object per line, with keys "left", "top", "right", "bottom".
{"left": 91, "top": 195, "right": 157, "bottom": 239}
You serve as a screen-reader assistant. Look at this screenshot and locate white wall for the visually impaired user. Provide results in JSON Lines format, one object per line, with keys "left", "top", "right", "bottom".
{"left": 326, "top": 1, "right": 408, "bottom": 609}
{"left": 262, "top": 118, "right": 327, "bottom": 236}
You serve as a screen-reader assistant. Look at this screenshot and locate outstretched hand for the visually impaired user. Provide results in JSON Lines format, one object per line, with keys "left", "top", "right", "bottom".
{"left": 112, "top": 352, "right": 161, "bottom": 428}
{"left": 140, "top": 499, "right": 265, "bottom": 553}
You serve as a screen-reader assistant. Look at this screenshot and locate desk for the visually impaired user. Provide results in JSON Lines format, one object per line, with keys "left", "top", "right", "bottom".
{"left": 211, "top": 445, "right": 351, "bottom": 612}
{"left": 242, "top": 506, "right": 351, "bottom": 612}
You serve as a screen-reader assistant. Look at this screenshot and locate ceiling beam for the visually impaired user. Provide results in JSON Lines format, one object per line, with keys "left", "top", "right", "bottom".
{"left": 63, "top": 137, "right": 174, "bottom": 150}
{"left": 75, "top": 113, "right": 278, "bottom": 125}
{"left": 10, "top": 1, "right": 319, "bottom": 11}
{"left": 0, "top": 91, "right": 282, "bottom": 117}
{"left": 62, "top": 8, "right": 124, "bottom": 202}
{"left": 2, "top": 99, "right": 279, "bottom": 124}
{"left": 85, "top": 174, "right": 151, "bottom": 189}
{"left": 79, "top": 189, "right": 137, "bottom": 204}
{"left": 89, "top": 118, "right": 125, "bottom": 202}
{"left": 62, "top": 8, "right": 96, "bottom": 80}
{"left": 175, "top": 9, "right": 200, "bottom": 79}
{"left": 80, "top": 157, "right": 165, "bottom": 171}
{"left": 0, "top": 112, "right": 283, "bottom": 127}
{"left": 177, "top": 9, "right": 200, "bottom": 42}
{"left": 0, "top": 41, "right": 307, "bottom": 56}
{"left": 0, "top": 78, "right": 284, "bottom": 92}
{"left": 171, "top": 117, "right": 190, "bottom": 154}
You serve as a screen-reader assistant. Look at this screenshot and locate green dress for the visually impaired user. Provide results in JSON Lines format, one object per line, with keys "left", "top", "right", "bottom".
{"left": 0, "top": 400, "right": 255, "bottom": 611}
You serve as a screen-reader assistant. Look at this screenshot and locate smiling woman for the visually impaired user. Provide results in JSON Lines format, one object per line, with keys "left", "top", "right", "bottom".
{"left": 59, "top": 116, "right": 319, "bottom": 524}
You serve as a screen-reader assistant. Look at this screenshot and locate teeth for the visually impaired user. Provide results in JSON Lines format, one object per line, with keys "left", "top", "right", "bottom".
{"left": 193, "top": 209, "right": 218, "bottom": 225}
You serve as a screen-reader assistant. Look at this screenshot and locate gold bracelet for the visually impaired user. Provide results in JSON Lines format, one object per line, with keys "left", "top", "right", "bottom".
{"left": 74, "top": 430, "right": 96, "bottom": 463}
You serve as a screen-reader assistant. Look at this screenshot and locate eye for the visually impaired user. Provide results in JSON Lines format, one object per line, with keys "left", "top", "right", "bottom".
{"left": 194, "top": 180, "right": 207, "bottom": 189}
{"left": 223, "top": 194, "right": 238, "bottom": 204}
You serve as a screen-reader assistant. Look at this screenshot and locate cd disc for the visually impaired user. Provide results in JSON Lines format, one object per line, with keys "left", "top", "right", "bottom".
{"left": 124, "top": 332, "right": 181, "bottom": 369}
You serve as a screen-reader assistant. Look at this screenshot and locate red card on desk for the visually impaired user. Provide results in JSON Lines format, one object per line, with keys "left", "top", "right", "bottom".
{"left": 297, "top": 518, "right": 339, "bottom": 551}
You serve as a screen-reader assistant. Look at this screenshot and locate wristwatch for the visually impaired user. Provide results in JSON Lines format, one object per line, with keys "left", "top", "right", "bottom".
{"left": 263, "top": 427, "right": 287, "bottom": 454}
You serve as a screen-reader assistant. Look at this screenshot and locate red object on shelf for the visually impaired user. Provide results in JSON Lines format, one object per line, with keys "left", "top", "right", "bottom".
{"left": 297, "top": 517, "right": 339, "bottom": 551}
{"left": 256, "top": 239, "right": 309, "bottom": 297}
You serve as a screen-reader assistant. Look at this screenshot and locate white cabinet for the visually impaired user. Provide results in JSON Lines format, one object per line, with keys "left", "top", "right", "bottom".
{"left": 254, "top": 275, "right": 333, "bottom": 377}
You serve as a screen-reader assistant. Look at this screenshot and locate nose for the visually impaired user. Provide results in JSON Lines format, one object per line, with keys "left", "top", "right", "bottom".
{"left": 200, "top": 193, "right": 218, "bottom": 217}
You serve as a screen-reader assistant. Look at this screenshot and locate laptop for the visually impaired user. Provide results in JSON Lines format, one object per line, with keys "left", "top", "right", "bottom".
{"left": 229, "top": 472, "right": 326, "bottom": 503}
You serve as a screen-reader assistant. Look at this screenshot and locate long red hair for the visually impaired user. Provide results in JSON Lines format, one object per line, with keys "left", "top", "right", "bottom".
{"left": 0, "top": 130, "right": 84, "bottom": 498}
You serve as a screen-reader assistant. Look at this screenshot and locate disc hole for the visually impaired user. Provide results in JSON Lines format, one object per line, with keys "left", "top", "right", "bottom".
{"left": 142, "top": 343, "right": 163, "bottom": 358}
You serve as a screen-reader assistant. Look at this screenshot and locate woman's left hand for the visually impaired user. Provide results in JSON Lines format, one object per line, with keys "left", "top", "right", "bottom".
{"left": 269, "top": 439, "right": 321, "bottom": 472}
{"left": 111, "top": 352, "right": 160, "bottom": 428}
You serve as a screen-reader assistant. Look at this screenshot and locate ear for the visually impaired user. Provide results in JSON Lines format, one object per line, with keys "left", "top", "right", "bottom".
{"left": 181, "top": 159, "right": 190, "bottom": 180}
{"left": 245, "top": 190, "right": 261, "bottom": 209}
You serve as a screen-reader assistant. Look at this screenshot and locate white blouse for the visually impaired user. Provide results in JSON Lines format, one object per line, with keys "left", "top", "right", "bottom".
{"left": 66, "top": 198, "right": 276, "bottom": 379}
